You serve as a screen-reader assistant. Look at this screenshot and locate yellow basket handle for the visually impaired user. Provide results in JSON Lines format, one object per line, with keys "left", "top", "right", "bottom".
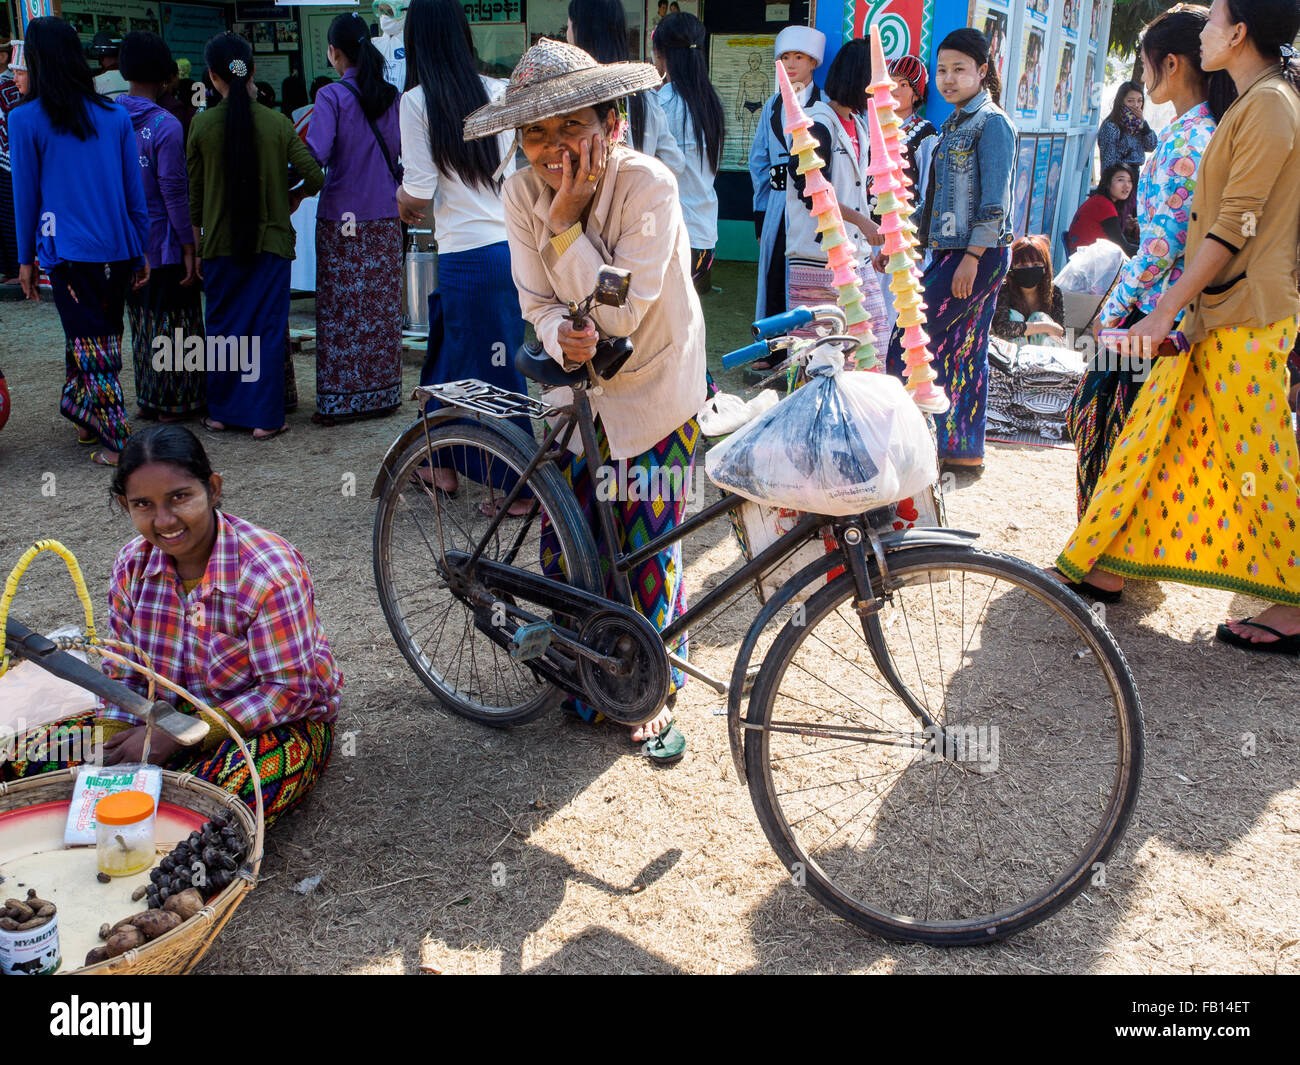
{"left": 0, "top": 539, "right": 97, "bottom": 677}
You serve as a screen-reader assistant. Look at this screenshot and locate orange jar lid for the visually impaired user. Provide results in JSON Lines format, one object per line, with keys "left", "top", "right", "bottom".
{"left": 96, "top": 791, "right": 156, "bottom": 825}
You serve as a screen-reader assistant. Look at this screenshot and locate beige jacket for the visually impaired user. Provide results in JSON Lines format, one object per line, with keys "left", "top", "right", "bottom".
{"left": 1180, "top": 68, "right": 1300, "bottom": 343}
{"left": 503, "top": 145, "right": 708, "bottom": 460}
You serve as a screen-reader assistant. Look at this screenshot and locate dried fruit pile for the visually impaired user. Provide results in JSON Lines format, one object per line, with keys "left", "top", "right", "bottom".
{"left": 0, "top": 889, "right": 56, "bottom": 931}
{"left": 145, "top": 813, "right": 245, "bottom": 908}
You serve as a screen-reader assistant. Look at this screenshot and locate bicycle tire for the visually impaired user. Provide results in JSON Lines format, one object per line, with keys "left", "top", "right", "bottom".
{"left": 744, "top": 543, "right": 1143, "bottom": 944}
{"left": 373, "top": 418, "right": 602, "bottom": 727}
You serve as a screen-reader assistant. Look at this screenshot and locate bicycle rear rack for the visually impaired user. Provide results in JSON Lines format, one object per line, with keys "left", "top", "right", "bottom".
{"left": 414, "top": 380, "right": 556, "bottom": 422}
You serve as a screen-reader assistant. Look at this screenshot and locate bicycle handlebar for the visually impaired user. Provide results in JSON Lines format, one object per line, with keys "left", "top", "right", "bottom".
{"left": 751, "top": 308, "right": 815, "bottom": 340}
{"left": 721, "top": 339, "right": 775, "bottom": 370}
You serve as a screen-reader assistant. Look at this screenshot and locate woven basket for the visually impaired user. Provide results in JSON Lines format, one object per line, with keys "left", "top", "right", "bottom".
{"left": 0, "top": 766, "right": 264, "bottom": 975}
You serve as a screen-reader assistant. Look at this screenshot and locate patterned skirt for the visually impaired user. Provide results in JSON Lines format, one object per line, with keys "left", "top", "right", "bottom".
{"left": 1066, "top": 308, "right": 1144, "bottom": 519}
{"left": 787, "top": 257, "right": 889, "bottom": 342}
{"left": 1058, "top": 315, "right": 1300, "bottom": 604}
{"left": 49, "top": 259, "right": 134, "bottom": 452}
{"left": 315, "top": 216, "right": 403, "bottom": 417}
{"left": 540, "top": 416, "right": 703, "bottom": 722}
{"left": 127, "top": 263, "right": 206, "bottom": 417}
{"left": 886, "top": 247, "right": 1012, "bottom": 459}
{"left": 0, "top": 713, "right": 333, "bottom": 830}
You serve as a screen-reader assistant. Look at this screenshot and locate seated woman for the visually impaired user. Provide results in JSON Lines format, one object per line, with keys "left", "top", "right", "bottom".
{"left": 1065, "top": 164, "right": 1139, "bottom": 256}
{"left": 991, "top": 234, "right": 1066, "bottom": 348}
{"left": 464, "top": 38, "right": 707, "bottom": 763}
{"left": 1, "top": 426, "right": 342, "bottom": 827}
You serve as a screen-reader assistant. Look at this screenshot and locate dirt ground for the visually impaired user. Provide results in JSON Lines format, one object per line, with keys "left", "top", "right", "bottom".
{"left": 0, "top": 264, "right": 1297, "bottom": 974}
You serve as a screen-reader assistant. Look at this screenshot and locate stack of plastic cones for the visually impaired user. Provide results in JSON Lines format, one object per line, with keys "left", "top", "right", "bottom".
{"left": 866, "top": 26, "right": 949, "bottom": 414}
{"left": 775, "top": 61, "right": 879, "bottom": 370}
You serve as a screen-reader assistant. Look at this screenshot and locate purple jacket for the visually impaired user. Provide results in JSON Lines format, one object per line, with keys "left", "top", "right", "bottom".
{"left": 120, "top": 94, "right": 194, "bottom": 268}
{"left": 305, "top": 70, "right": 401, "bottom": 222}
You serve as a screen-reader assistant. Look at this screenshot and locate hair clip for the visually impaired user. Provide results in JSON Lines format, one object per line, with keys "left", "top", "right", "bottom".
{"left": 229, "top": 58, "right": 247, "bottom": 77}
{"left": 1281, "top": 43, "right": 1298, "bottom": 60}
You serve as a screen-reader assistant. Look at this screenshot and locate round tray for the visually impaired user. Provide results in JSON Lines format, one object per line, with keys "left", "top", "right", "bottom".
{"left": 0, "top": 768, "right": 260, "bottom": 974}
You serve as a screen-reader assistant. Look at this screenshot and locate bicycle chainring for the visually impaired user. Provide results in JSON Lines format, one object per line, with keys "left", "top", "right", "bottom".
{"left": 577, "top": 608, "right": 671, "bottom": 725}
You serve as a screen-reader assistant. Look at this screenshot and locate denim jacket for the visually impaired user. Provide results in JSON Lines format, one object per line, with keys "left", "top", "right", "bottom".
{"left": 924, "top": 91, "right": 1016, "bottom": 250}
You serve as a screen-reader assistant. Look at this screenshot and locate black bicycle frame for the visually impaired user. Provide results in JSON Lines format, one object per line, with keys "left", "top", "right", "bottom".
{"left": 431, "top": 386, "right": 855, "bottom": 647}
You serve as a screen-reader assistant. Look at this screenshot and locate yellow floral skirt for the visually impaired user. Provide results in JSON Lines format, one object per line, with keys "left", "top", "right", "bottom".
{"left": 1057, "top": 315, "right": 1300, "bottom": 605}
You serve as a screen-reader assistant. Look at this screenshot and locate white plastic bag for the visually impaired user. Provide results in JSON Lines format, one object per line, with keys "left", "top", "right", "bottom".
{"left": 1056, "top": 239, "right": 1127, "bottom": 295}
{"left": 705, "top": 346, "right": 938, "bottom": 516}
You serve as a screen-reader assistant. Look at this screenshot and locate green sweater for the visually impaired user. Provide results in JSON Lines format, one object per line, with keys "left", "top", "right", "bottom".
{"left": 186, "top": 98, "right": 324, "bottom": 260}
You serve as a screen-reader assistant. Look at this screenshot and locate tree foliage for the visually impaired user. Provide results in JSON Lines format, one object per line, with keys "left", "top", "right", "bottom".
{"left": 1107, "top": 0, "right": 1175, "bottom": 57}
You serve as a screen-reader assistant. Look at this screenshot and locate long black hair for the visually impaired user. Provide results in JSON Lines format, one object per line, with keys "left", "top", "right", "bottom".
{"left": 1092, "top": 162, "right": 1134, "bottom": 200}
{"left": 651, "top": 12, "right": 722, "bottom": 171}
{"left": 1106, "top": 80, "right": 1143, "bottom": 128}
{"left": 1139, "top": 5, "right": 1237, "bottom": 122}
{"left": 110, "top": 426, "right": 216, "bottom": 502}
{"left": 327, "top": 12, "right": 398, "bottom": 121}
{"left": 823, "top": 37, "right": 873, "bottom": 114}
{"left": 937, "top": 27, "right": 1002, "bottom": 104}
{"left": 1225, "top": 0, "right": 1300, "bottom": 94}
{"left": 568, "top": 0, "right": 648, "bottom": 152}
{"left": 404, "top": 0, "right": 501, "bottom": 190}
{"left": 22, "top": 16, "right": 113, "bottom": 139}
{"left": 203, "top": 32, "right": 259, "bottom": 261}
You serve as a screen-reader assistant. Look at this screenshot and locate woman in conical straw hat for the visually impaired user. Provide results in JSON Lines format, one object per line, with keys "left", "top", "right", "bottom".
{"left": 464, "top": 38, "right": 708, "bottom": 763}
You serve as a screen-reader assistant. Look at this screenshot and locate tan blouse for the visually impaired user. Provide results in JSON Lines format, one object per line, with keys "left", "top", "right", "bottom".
{"left": 1179, "top": 68, "right": 1300, "bottom": 343}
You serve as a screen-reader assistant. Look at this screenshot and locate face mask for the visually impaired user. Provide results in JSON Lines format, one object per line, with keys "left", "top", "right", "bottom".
{"left": 379, "top": 14, "right": 405, "bottom": 37}
{"left": 1010, "top": 265, "right": 1045, "bottom": 288}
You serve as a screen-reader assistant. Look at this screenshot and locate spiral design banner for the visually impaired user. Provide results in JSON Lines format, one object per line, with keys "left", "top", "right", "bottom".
{"left": 845, "top": 0, "right": 932, "bottom": 61}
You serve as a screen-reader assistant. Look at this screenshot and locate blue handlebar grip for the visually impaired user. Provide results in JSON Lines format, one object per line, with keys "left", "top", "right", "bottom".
{"left": 722, "top": 339, "right": 773, "bottom": 369}
{"left": 751, "top": 308, "right": 814, "bottom": 339}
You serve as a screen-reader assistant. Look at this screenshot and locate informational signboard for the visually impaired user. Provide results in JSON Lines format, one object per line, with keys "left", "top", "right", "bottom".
{"left": 1040, "top": 134, "right": 1067, "bottom": 239}
{"left": 710, "top": 33, "right": 777, "bottom": 173}
{"left": 1028, "top": 134, "right": 1053, "bottom": 234}
{"left": 1012, "top": 134, "right": 1037, "bottom": 237}
{"left": 971, "top": 1, "right": 1011, "bottom": 92}
{"left": 64, "top": 0, "right": 160, "bottom": 41}
{"left": 466, "top": 0, "right": 524, "bottom": 21}
{"left": 298, "top": 4, "right": 358, "bottom": 87}
{"left": 160, "top": 3, "right": 230, "bottom": 75}
{"left": 1052, "top": 40, "right": 1074, "bottom": 121}
{"left": 1014, "top": 17, "right": 1046, "bottom": 121}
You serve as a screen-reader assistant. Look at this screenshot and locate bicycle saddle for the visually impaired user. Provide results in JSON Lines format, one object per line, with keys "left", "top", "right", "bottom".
{"left": 514, "top": 337, "right": 636, "bottom": 388}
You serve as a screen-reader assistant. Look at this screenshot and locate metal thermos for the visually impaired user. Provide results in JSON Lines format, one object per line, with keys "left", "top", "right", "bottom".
{"left": 403, "top": 229, "right": 437, "bottom": 336}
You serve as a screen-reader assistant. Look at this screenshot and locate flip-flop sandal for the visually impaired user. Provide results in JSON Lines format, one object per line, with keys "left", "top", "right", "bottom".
{"left": 90, "top": 450, "right": 118, "bottom": 467}
{"left": 200, "top": 416, "right": 226, "bottom": 434}
{"left": 76, "top": 431, "right": 97, "bottom": 446}
{"left": 1215, "top": 618, "right": 1300, "bottom": 656}
{"left": 638, "top": 718, "right": 686, "bottom": 765}
{"left": 1048, "top": 567, "right": 1122, "bottom": 604}
{"left": 253, "top": 425, "right": 290, "bottom": 441}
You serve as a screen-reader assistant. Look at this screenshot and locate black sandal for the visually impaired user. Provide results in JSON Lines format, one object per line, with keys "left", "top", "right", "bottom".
{"left": 1215, "top": 618, "right": 1300, "bottom": 656}
{"left": 1048, "top": 567, "right": 1123, "bottom": 604}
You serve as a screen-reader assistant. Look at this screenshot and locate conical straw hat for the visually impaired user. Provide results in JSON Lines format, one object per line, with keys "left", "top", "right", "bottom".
{"left": 464, "top": 38, "right": 662, "bottom": 140}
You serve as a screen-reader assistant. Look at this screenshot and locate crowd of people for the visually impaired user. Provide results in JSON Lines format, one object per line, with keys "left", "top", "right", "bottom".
{"left": 0, "top": 0, "right": 1298, "bottom": 817}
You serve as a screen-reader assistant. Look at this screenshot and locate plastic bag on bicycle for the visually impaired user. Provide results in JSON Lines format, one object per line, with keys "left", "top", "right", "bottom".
{"left": 705, "top": 346, "right": 937, "bottom": 515}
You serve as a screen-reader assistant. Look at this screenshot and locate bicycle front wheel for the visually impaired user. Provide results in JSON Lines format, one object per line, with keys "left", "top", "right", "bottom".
{"left": 373, "top": 419, "right": 601, "bottom": 727}
{"left": 744, "top": 544, "right": 1143, "bottom": 944}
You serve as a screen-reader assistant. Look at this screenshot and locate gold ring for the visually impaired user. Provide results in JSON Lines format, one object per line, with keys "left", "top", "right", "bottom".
{"left": 587, "top": 174, "right": 598, "bottom": 183}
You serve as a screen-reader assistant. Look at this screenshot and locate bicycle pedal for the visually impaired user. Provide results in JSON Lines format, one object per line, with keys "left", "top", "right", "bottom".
{"left": 509, "top": 622, "right": 553, "bottom": 661}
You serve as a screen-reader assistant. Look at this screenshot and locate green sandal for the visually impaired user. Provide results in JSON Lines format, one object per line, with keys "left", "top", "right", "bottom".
{"left": 639, "top": 720, "right": 686, "bottom": 765}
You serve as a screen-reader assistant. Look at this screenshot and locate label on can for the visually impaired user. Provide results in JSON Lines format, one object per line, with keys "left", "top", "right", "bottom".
{"left": 0, "top": 913, "right": 62, "bottom": 975}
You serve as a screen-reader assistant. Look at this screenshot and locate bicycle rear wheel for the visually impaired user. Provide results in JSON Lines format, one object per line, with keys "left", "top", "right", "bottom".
{"left": 744, "top": 544, "right": 1143, "bottom": 944}
{"left": 373, "top": 418, "right": 601, "bottom": 726}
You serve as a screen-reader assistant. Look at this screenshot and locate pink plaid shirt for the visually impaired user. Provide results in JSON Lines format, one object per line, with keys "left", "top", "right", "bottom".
{"left": 98, "top": 511, "right": 342, "bottom": 733}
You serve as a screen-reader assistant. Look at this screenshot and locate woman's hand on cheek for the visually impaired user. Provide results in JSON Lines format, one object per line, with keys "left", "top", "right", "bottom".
{"left": 547, "top": 134, "right": 606, "bottom": 235}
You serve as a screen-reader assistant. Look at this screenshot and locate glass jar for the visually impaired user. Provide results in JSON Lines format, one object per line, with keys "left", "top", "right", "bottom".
{"left": 95, "top": 791, "right": 156, "bottom": 877}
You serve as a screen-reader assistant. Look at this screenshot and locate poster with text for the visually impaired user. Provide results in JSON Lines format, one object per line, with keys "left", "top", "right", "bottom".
{"left": 711, "top": 34, "right": 777, "bottom": 173}
{"left": 1013, "top": 134, "right": 1037, "bottom": 237}
{"left": 1014, "top": 21, "right": 1046, "bottom": 121}
{"left": 465, "top": 0, "right": 524, "bottom": 21}
{"left": 1028, "top": 0, "right": 1049, "bottom": 22}
{"left": 64, "top": 0, "right": 159, "bottom": 41}
{"left": 1028, "top": 135, "right": 1053, "bottom": 235}
{"left": 1053, "top": 41, "right": 1075, "bottom": 121}
{"left": 1062, "top": 0, "right": 1081, "bottom": 38}
{"left": 970, "top": 1, "right": 1010, "bottom": 93}
{"left": 648, "top": 0, "right": 699, "bottom": 54}
{"left": 1040, "top": 135, "right": 1068, "bottom": 239}
{"left": 1083, "top": 47, "right": 1100, "bottom": 121}
{"left": 1088, "top": 0, "right": 1105, "bottom": 43}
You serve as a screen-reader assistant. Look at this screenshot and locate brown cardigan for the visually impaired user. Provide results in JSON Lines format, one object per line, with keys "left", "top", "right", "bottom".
{"left": 1179, "top": 68, "right": 1300, "bottom": 343}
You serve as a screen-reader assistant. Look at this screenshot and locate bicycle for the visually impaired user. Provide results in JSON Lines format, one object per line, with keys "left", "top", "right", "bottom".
{"left": 370, "top": 272, "right": 1144, "bottom": 945}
